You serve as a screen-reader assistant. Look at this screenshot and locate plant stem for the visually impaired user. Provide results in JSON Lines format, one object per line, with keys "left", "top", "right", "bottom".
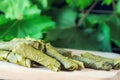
{"left": 79, "top": 10, "right": 113, "bottom": 14}
{"left": 77, "top": 1, "right": 97, "bottom": 27}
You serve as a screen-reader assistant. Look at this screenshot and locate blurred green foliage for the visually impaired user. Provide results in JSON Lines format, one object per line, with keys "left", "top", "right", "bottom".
{"left": 0, "top": 0, "right": 120, "bottom": 52}
{"left": 0, "top": 0, "right": 55, "bottom": 40}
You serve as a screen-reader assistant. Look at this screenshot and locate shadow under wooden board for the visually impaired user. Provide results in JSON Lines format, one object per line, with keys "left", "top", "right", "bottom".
{"left": 0, "top": 49, "right": 120, "bottom": 80}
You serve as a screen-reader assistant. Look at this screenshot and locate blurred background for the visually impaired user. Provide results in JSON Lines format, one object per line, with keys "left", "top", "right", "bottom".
{"left": 0, "top": 0, "right": 120, "bottom": 53}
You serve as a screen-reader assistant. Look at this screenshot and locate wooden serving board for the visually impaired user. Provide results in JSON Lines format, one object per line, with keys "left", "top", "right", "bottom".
{"left": 0, "top": 49, "right": 120, "bottom": 80}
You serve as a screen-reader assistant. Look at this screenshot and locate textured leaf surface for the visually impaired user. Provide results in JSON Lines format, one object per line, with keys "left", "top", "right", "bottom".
{"left": 0, "top": 0, "right": 40, "bottom": 20}
{"left": 0, "top": 15, "right": 55, "bottom": 40}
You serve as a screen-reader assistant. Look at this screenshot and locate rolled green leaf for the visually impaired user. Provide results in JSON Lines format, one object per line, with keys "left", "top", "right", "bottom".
{"left": 72, "top": 59, "right": 84, "bottom": 69}
{"left": 113, "top": 58, "right": 120, "bottom": 69}
{"left": 12, "top": 38, "right": 45, "bottom": 52}
{"left": 0, "top": 50, "right": 9, "bottom": 61}
{"left": 72, "top": 55, "right": 112, "bottom": 71}
{"left": 7, "top": 52, "right": 18, "bottom": 64}
{"left": 0, "top": 39, "right": 40, "bottom": 51}
{"left": 45, "top": 43, "right": 79, "bottom": 70}
{"left": 81, "top": 52, "right": 120, "bottom": 69}
{"left": 0, "top": 50, "right": 31, "bottom": 67}
{"left": 56, "top": 48, "right": 84, "bottom": 69}
{"left": 13, "top": 43, "right": 61, "bottom": 72}
{"left": 0, "top": 56, "right": 3, "bottom": 60}
{"left": 56, "top": 48, "right": 72, "bottom": 57}
{"left": 81, "top": 52, "right": 112, "bottom": 62}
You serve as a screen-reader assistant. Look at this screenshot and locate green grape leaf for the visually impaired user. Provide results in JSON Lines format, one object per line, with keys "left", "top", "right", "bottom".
{"left": 66, "top": 0, "right": 93, "bottom": 9}
{"left": 45, "top": 26, "right": 111, "bottom": 52}
{"left": 116, "top": 0, "right": 120, "bottom": 14}
{"left": 86, "top": 14, "right": 108, "bottom": 25}
{"left": 38, "top": 0, "right": 48, "bottom": 9}
{"left": 99, "top": 23, "right": 111, "bottom": 51}
{"left": 0, "top": 0, "right": 41, "bottom": 20}
{"left": 112, "top": 39, "right": 120, "bottom": 48}
{"left": 0, "top": 15, "right": 55, "bottom": 41}
{"left": 102, "top": 0, "right": 113, "bottom": 5}
{"left": 0, "top": 15, "right": 10, "bottom": 26}
{"left": 45, "top": 7, "right": 77, "bottom": 29}
{"left": 108, "top": 16, "right": 120, "bottom": 48}
{"left": 31, "top": 0, "right": 49, "bottom": 9}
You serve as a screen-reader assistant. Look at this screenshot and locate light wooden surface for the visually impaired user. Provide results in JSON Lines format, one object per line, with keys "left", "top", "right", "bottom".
{"left": 0, "top": 49, "right": 120, "bottom": 80}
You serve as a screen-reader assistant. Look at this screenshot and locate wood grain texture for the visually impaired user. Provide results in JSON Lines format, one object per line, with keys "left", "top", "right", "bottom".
{"left": 0, "top": 49, "right": 120, "bottom": 80}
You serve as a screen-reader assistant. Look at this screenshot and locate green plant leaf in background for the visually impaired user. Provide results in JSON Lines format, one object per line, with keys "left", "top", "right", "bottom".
{"left": 107, "top": 16, "right": 120, "bottom": 48}
{"left": 99, "top": 23, "right": 111, "bottom": 51}
{"left": 86, "top": 14, "right": 108, "bottom": 25}
{"left": 0, "top": 15, "right": 55, "bottom": 41}
{"left": 0, "top": 0, "right": 40, "bottom": 20}
{"left": 38, "top": 0, "right": 48, "bottom": 9}
{"left": 116, "top": 0, "right": 120, "bottom": 14}
{"left": 45, "top": 7, "right": 77, "bottom": 29}
{"left": 102, "top": 0, "right": 113, "bottom": 5}
{"left": 44, "top": 13, "right": 112, "bottom": 52}
{"left": 112, "top": 39, "right": 120, "bottom": 48}
{"left": 85, "top": 14, "right": 111, "bottom": 51}
{"left": 0, "top": 0, "right": 56, "bottom": 41}
{"left": 45, "top": 26, "right": 111, "bottom": 52}
{"left": 31, "top": 0, "right": 49, "bottom": 10}
{"left": 55, "top": 7, "right": 77, "bottom": 28}
{"left": 0, "top": 15, "right": 10, "bottom": 26}
{"left": 85, "top": 14, "right": 120, "bottom": 51}
{"left": 66, "top": 0, "right": 93, "bottom": 9}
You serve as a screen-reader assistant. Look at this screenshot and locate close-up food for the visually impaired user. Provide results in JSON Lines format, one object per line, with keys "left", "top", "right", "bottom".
{"left": 0, "top": 38, "right": 120, "bottom": 72}
{"left": 1, "top": 0, "right": 120, "bottom": 79}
